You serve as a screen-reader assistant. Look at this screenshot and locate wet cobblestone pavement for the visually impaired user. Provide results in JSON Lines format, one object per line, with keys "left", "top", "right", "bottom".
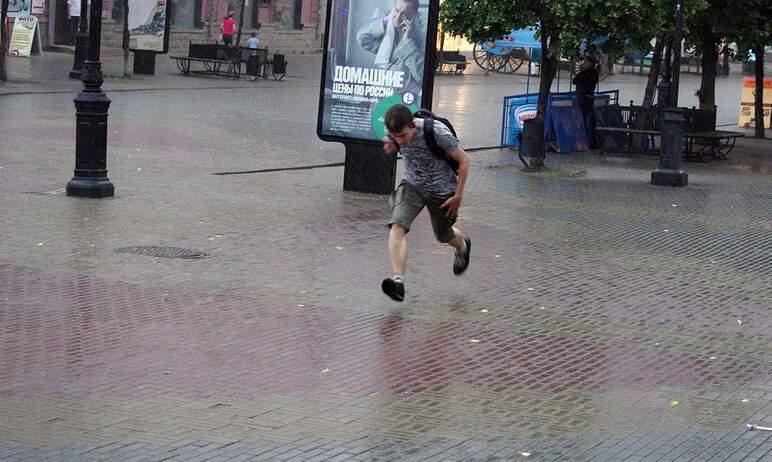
{"left": 2, "top": 53, "right": 772, "bottom": 461}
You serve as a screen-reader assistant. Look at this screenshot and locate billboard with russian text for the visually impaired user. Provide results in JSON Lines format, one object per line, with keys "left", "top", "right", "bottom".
{"left": 317, "top": 0, "right": 436, "bottom": 143}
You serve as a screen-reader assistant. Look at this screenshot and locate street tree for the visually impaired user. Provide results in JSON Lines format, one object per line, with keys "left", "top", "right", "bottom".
{"left": 439, "top": 0, "right": 677, "bottom": 167}
{"left": 687, "top": 0, "right": 747, "bottom": 111}
{"left": 122, "top": 0, "right": 130, "bottom": 77}
{"left": 633, "top": 1, "right": 709, "bottom": 124}
{"left": 1, "top": 0, "right": 8, "bottom": 81}
{"left": 208, "top": 0, "right": 217, "bottom": 39}
{"left": 731, "top": 0, "right": 772, "bottom": 137}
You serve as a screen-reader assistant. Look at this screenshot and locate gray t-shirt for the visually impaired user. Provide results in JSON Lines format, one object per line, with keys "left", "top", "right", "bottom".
{"left": 401, "top": 119, "right": 460, "bottom": 196}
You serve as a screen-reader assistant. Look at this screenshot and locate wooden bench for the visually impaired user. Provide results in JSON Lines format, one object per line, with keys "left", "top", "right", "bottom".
{"left": 681, "top": 107, "right": 744, "bottom": 160}
{"left": 170, "top": 43, "right": 242, "bottom": 78}
{"left": 684, "top": 130, "right": 745, "bottom": 160}
{"left": 171, "top": 43, "right": 286, "bottom": 80}
{"left": 596, "top": 126, "right": 660, "bottom": 154}
{"left": 595, "top": 104, "right": 744, "bottom": 160}
{"left": 435, "top": 50, "right": 468, "bottom": 74}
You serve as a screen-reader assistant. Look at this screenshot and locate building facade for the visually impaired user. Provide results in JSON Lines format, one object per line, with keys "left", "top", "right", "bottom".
{"left": 25, "top": 0, "right": 324, "bottom": 55}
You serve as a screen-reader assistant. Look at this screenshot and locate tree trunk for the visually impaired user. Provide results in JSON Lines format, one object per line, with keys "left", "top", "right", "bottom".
{"left": 753, "top": 45, "right": 765, "bottom": 138}
{"left": 236, "top": 0, "right": 245, "bottom": 47}
{"left": 631, "top": 38, "right": 664, "bottom": 150}
{"left": 0, "top": 0, "right": 8, "bottom": 81}
{"left": 531, "top": 28, "right": 558, "bottom": 170}
{"left": 122, "top": 0, "right": 130, "bottom": 77}
{"left": 208, "top": 0, "right": 217, "bottom": 40}
{"left": 698, "top": 27, "right": 718, "bottom": 110}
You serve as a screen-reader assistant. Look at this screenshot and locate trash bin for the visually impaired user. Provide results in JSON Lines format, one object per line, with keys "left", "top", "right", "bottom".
{"left": 133, "top": 50, "right": 156, "bottom": 75}
{"left": 246, "top": 54, "right": 262, "bottom": 78}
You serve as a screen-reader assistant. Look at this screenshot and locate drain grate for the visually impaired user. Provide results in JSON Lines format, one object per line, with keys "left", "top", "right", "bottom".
{"left": 116, "top": 246, "right": 207, "bottom": 259}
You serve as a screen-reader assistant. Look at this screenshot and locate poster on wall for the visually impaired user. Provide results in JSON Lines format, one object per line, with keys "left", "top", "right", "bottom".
{"left": 317, "top": 0, "right": 435, "bottom": 143}
{"left": 9, "top": 15, "right": 37, "bottom": 57}
{"left": 128, "top": 0, "right": 171, "bottom": 52}
{"left": 7, "top": 0, "right": 32, "bottom": 17}
{"left": 31, "top": 0, "right": 45, "bottom": 15}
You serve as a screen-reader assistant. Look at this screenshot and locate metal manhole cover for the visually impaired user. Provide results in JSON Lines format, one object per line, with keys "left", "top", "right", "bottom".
{"left": 116, "top": 246, "right": 207, "bottom": 259}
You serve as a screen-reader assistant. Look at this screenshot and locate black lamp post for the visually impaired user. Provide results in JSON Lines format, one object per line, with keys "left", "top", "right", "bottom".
{"left": 670, "top": 0, "right": 684, "bottom": 107}
{"left": 66, "top": 0, "right": 114, "bottom": 198}
{"left": 236, "top": 0, "right": 246, "bottom": 47}
{"left": 69, "top": 0, "right": 89, "bottom": 78}
{"left": 651, "top": 0, "right": 688, "bottom": 187}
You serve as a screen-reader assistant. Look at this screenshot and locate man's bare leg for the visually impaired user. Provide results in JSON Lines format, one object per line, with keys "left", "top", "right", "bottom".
{"left": 388, "top": 224, "right": 408, "bottom": 275}
{"left": 383, "top": 224, "right": 408, "bottom": 301}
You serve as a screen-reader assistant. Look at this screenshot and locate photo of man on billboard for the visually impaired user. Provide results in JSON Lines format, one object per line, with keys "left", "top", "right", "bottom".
{"left": 7, "top": 0, "right": 31, "bottom": 16}
{"left": 129, "top": 0, "right": 169, "bottom": 52}
{"left": 318, "top": 0, "right": 430, "bottom": 142}
{"left": 357, "top": 0, "right": 424, "bottom": 97}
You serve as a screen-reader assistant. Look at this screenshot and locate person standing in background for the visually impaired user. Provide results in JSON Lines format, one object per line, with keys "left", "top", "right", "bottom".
{"left": 67, "top": 0, "right": 81, "bottom": 46}
{"left": 573, "top": 56, "right": 600, "bottom": 138}
{"left": 220, "top": 12, "right": 236, "bottom": 46}
{"left": 246, "top": 31, "right": 259, "bottom": 49}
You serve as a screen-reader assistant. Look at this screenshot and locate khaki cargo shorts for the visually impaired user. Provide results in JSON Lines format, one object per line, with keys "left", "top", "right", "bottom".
{"left": 388, "top": 181, "right": 457, "bottom": 243}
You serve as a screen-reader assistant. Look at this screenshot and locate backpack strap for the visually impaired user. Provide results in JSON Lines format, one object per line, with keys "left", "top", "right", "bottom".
{"left": 422, "top": 117, "right": 447, "bottom": 161}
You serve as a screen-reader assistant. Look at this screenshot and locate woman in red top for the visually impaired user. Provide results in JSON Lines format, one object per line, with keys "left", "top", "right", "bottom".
{"left": 220, "top": 13, "right": 236, "bottom": 46}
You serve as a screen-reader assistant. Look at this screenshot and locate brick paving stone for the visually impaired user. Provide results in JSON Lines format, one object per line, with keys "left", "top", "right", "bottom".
{"left": 2, "top": 54, "right": 772, "bottom": 462}
{"left": 743, "top": 440, "right": 772, "bottom": 461}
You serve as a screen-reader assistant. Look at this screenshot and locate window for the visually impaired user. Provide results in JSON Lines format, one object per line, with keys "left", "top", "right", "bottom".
{"left": 171, "top": 0, "right": 201, "bottom": 27}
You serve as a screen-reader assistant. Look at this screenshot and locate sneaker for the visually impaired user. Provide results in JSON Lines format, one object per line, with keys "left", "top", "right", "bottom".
{"left": 453, "top": 237, "right": 471, "bottom": 275}
{"left": 381, "top": 277, "right": 405, "bottom": 302}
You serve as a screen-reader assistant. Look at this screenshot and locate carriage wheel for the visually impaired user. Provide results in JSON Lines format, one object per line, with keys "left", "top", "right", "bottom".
{"left": 473, "top": 42, "right": 496, "bottom": 71}
{"left": 497, "top": 53, "right": 525, "bottom": 73}
{"left": 489, "top": 55, "right": 508, "bottom": 72}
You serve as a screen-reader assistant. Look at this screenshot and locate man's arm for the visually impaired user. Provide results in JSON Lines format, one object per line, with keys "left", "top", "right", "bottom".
{"left": 382, "top": 136, "right": 398, "bottom": 154}
{"left": 440, "top": 146, "right": 469, "bottom": 217}
{"left": 357, "top": 20, "right": 386, "bottom": 54}
{"left": 391, "top": 36, "right": 423, "bottom": 82}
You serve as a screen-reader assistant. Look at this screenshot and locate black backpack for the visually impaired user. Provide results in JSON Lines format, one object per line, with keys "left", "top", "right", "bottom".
{"left": 389, "top": 109, "right": 459, "bottom": 175}
{"left": 413, "top": 109, "right": 459, "bottom": 174}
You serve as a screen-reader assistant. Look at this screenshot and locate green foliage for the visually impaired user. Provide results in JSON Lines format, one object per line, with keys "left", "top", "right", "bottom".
{"left": 728, "top": 0, "right": 772, "bottom": 59}
{"left": 440, "top": 0, "right": 716, "bottom": 59}
{"left": 439, "top": 0, "right": 538, "bottom": 44}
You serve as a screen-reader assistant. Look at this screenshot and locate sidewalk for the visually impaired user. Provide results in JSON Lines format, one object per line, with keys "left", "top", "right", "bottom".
{"left": 1, "top": 49, "right": 772, "bottom": 461}
{"left": 0, "top": 48, "right": 323, "bottom": 94}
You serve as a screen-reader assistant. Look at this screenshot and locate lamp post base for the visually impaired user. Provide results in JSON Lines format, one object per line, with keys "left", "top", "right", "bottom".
{"left": 68, "top": 63, "right": 114, "bottom": 198}
{"left": 66, "top": 176, "right": 115, "bottom": 197}
{"left": 651, "top": 169, "right": 688, "bottom": 187}
{"left": 651, "top": 108, "right": 688, "bottom": 187}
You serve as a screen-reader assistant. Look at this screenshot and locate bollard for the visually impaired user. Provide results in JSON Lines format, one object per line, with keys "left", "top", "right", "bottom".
{"left": 651, "top": 108, "right": 688, "bottom": 187}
